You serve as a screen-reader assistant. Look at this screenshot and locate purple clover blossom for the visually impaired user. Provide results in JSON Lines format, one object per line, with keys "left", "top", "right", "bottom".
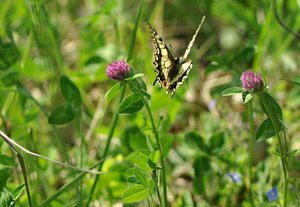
{"left": 106, "top": 60, "right": 130, "bottom": 81}
{"left": 240, "top": 70, "right": 264, "bottom": 92}
{"left": 266, "top": 187, "right": 278, "bottom": 202}
{"left": 227, "top": 172, "right": 241, "bottom": 183}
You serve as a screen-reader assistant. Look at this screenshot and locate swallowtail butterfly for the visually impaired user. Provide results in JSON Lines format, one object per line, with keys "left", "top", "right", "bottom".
{"left": 147, "top": 16, "right": 205, "bottom": 97}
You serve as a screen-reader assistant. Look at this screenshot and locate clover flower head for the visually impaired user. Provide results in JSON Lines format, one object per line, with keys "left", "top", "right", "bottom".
{"left": 227, "top": 172, "right": 241, "bottom": 183}
{"left": 240, "top": 70, "right": 263, "bottom": 92}
{"left": 106, "top": 60, "right": 130, "bottom": 81}
{"left": 266, "top": 187, "right": 278, "bottom": 202}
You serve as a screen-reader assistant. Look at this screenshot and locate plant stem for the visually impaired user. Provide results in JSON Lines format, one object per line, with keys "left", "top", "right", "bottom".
{"left": 0, "top": 131, "right": 33, "bottom": 207}
{"left": 85, "top": 83, "right": 126, "bottom": 207}
{"left": 128, "top": 81, "right": 168, "bottom": 207}
{"left": 260, "top": 95, "right": 288, "bottom": 207}
{"left": 247, "top": 99, "right": 255, "bottom": 207}
{"left": 152, "top": 170, "right": 162, "bottom": 205}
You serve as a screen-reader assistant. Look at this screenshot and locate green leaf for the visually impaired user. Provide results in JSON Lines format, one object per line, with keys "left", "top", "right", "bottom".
{"left": 48, "top": 104, "right": 75, "bottom": 125}
{"left": 122, "top": 184, "right": 149, "bottom": 203}
{"left": 105, "top": 82, "right": 121, "bottom": 102}
{"left": 146, "top": 135, "right": 154, "bottom": 152}
{"left": 260, "top": 92, "right": 283, "bottom": 132}
{"left": 121, "top": 126, "right": 147, "bottom": 152}
{"left": 193, "top": 155, "right": 211, "bottom": 177}
{"left": 148, "top": 150, "right": 159, "bottom": 165}
{"left": 125, "top": 73, "right": 144, "bottom": 81}
{"left": 0, "top": 154, "right": 15, "bottom": 166}
{"left": 222, "top": 87, "right": 243, "bottom": 96}
{"left": 118, "top": 94, "right": 144, "bottom": 114}
{"left": 128, "top": 78, "right": 149, "bottom": 99}
{"left": 12, "top": 184, "right": 25, "bottom": 200}
{"left": 193, "top": 176, "right": 207, "bottom": 195}
{"left": 127, "top": 176, "right": 139, "bottom": 184}
{"left": 0, "top": 41, "right": 20, "bottom": 70}
{"left": 288, "top": 149, "right": 298, "bottom": 159}
{"left": 185, "top": 132, "right": 207, "bottom": 152}
{"left": 0, "top": 191, "right": 14, "bottom": 207}
{"left": 1, "top": 71, "right": 19, "bottom": 86}
{"left": 256, "top": 118, "right": 276, "bottom": 140}
{"left": 209, "top": 132, "right": 225, "bottom": 154}
{"left": 243, "top": 92, "right": 253, "bottom": 103}
{"left": 128, "top": 151, "right": 152, "bottom": 173}
{"left": 139, "top": 89, "right": 151, "bottom": 100}
{"left": 60, "top": 75, "right": 82, "bottom": 105}
{"left": 134, "top": 167, "right": 149, "bottom": 187}
{"left": 235, "top": 46, "right": 256, "bottom": 64}
{"left": 0, "top": 168, "right": 11, "bottom": 191}
{"left": 285, "top": 79, "right": 300, "bottom": 87}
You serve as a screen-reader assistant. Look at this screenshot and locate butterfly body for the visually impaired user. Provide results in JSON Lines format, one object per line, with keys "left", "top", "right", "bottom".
{"left": 147, "top": 16, "right": 205, "bottom": 97}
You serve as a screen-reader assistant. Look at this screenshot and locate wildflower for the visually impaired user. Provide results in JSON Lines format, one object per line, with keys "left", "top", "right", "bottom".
{"left": 208, "top": 100, "right": 216, "bottom": 110}
{"left": 106, "top": 60, "right": 130, "bottom": 81}
{"left": 266, "top": 187, "right": 278, "bottom": 202}
{"left": 227, "top": 172, "right": 241, "bottom": 183}
{"left": 240, "top": 70, "right": 263, "bottom": 92}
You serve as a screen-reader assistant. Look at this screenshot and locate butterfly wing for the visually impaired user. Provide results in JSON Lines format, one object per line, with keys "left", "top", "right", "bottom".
{"left": 167, "top": 58, "right": 193, "bottom": 97}
{"left": 147, "top": 22, "right": 175, "bottom": 88}
{"left": 182, "top": 16, "right": 205, "bottom": 60}
{"left": 167, "top": 16, "right": 206, "bottom": 96}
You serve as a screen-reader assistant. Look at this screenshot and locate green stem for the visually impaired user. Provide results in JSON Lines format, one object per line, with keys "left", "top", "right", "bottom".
{"left": 85, "top": 83, "right": 126, "bottom": 207}
{"left": 0, "top": 131, "right": 33, "bottom": 207}
{"left": 17, "top": 154, "right": 33, "bottom": 207}
{"left": 260, "top": 95, "right": 288, "bottom": 207}
{"left": 152, "top": 170, "right": 162, "bottom": 205}
{"left": 247, "top": 100, "right": 255, "bottom": 207}
{"left": 128, "top": 81, "right": 168, "bottom": 207}
{"left": 78, "top": 116, "right": 85, "bottom": 206}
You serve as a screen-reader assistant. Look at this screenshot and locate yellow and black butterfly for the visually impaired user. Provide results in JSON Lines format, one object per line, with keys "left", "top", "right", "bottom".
{"left": 147, "top": 16, "right": 205, "bottom": 98}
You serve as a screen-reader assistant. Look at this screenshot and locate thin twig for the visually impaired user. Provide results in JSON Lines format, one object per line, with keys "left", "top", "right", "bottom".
{"left": 0, "top": 131, "right": 33, "bottom": 207}
{"left": 0, "top": 130, "right": 104, "bottom": 175}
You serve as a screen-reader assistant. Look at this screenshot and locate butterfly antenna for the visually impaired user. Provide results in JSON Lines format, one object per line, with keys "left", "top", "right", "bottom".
{"left": 182, "top": 16, "right": 205, "bottom": 60}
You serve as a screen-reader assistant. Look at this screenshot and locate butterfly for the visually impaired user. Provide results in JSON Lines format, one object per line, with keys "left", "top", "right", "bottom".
{"left": 147, "top": 16, "right": 205, "bottom": 98}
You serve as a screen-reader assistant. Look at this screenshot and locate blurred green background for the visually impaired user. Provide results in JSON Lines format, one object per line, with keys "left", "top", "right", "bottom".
{"left": 0, "top": 0, "right": 300, "bottom": 206}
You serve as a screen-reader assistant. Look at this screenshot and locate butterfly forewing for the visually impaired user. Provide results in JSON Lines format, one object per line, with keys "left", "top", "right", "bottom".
{"left": 147, "top": 22, "right": 174, "bottom": 87}
{"left": 182, "top": 16, "right": 206, "bottom": 60}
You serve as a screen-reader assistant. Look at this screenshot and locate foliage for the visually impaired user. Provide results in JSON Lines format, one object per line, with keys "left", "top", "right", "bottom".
{"left": 0, "top": 0, "right": 300, "bottom": 206}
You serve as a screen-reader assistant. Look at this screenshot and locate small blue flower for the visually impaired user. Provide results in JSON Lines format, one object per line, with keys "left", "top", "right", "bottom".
{"left": 227, "top": 172, "right": 241, "bottom": 183}
{"left": 208, "top": 100, "right": 216, "bottom": 110}
{"left": 266, "top": 187, "right": 278, "bottom": 202}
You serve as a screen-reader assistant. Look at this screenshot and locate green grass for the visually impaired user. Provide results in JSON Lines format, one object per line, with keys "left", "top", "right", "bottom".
{"left": 0, "top": 0, "right": 300, "bottom": 206}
